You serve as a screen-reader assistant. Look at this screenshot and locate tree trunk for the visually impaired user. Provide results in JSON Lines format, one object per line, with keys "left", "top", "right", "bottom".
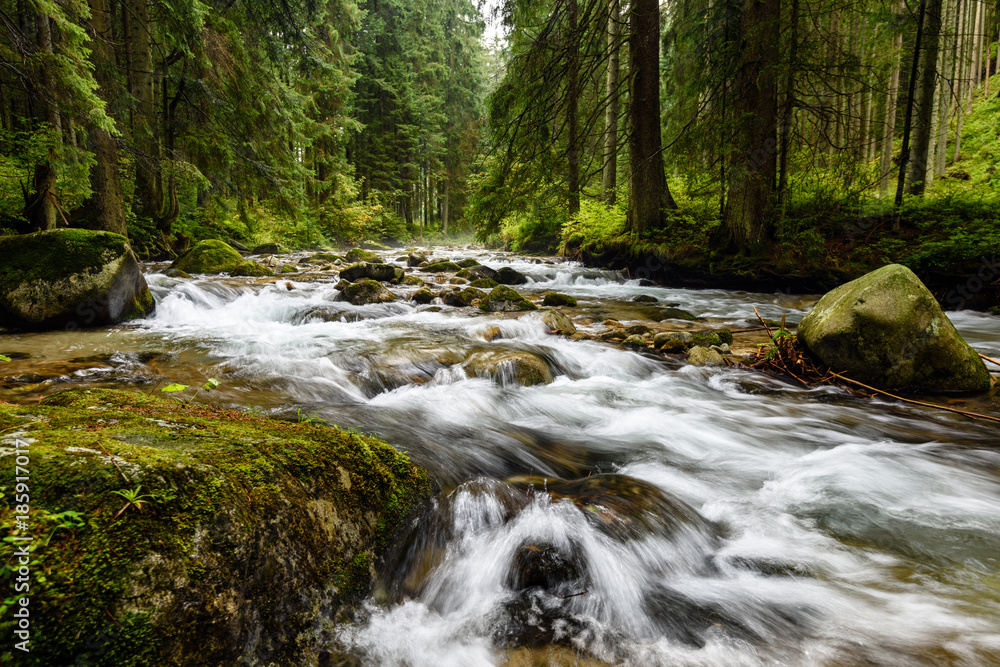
{"left": 721, "top": 0, "right": 779, "bottom": 250}
{"left": 602, "top": 0, "right": 620, "bottom": 205}
{"left": 626, "top": 0, "right": 674, "bottom": 235}
{"left": 442, "top": 178, "right": 449, "bottom": 236}
{"left": 880, "top": 17, "right": 904, "bottom": 195}
{"left": 953, "top": 0, "right": 969, "bottom": 160}
{"left": 567, "top": 0, "right": 580, "bottom": 218}
{"left": 778, "top": 0, "right": 800, "bottom": 215}
{"left": 896, "top": 0, "right": 929, "bottom": 209}
{"left": 31, "top": 12, "right": 61, "bottom": 230}
{"left": 86, "top": 0, "right": 127, "bottom": 236}
{"left": 906, "top": 0, "right": 942, "bottom": 195}
{"left": 934, "top": 0, "right": 958, "bottom": 177}
{"left": 127, "top": 0, "right": 164, "bottom": 229}
{"left": 964, "top": 0, "right": 980, "bottom": 111}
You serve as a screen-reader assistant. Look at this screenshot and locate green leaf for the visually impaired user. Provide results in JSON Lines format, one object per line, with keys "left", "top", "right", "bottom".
{"left": 0, "top": 355, "right": 9, "bottom": 362}
{"left": 203, "top": 378, "right": 220, "bottom": 390}
{"left": 161, "top": 384, "right": 189, "bottom": 393}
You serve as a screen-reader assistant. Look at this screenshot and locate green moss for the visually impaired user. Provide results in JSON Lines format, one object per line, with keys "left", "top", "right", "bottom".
{"left": 171, "top": 240, "right": 244, "bottom": 274}
{"left": 423, "top": 261, "right": 462, "bottom": 273}
{"left": 0, "top": 229, "right": 131, "bottom": 294}
{"left": 0, "top": 388, "right": 431, "bottom": 666}
{"left": 344, "top": 249, "right": 380, "bottom": 263}
{"left": 541, "top": 292, "right": 577, "bottom": 307}
{"left": 469, "top": 278, "right": 498, "bottom": 289}
{"left": 231, "top": 260, "right": 274, "bottom": 277}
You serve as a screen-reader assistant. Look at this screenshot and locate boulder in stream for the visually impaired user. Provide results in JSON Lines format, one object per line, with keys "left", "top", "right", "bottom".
{"left": 541, "top": 292, "right": 577, "bottom": 307}
{"left": 0, "top": 388, "right": 431, "bottom": 666}
{"left": 410, "top": 286, "right": 435, "bottom": 304}
{"left": 497, "top": 266, "right": 529, "bottom": 285}
{"left": 797, "top": 264, "right": 990, "bottom": 392}
{"left": 481, "top": 285, "right": 538, "bottom": 312}
{"left": 422, "top": 260, "right": 463, "bottom": 273}
{"left": 345, "top": 248, "right": 381, "bottom": 263}
{"left": 339, "top": 261, "right": 403, "bottom": 283}
{"left": 688, "top": 345, "right": 725, "bottom": 367}
{"left": 407, "top": 251, "right": 428, "bottom": 267}
{"left": 337, "top": 278, "right": 397, "bottom": 305}
{"left": 537, "top": 309, "right": 576, "bottom": 334}
{"left": 172, "top": 239, "right": 245, "bottom": 274}
{"left": 457, "top": 265, "right": 500, "bottom": 282}
{"left": 464, "top": 350, "right": 552, "bottom": 386}
{"left": 230, "top": 260, "right": 274, "bottom": 277}
{"left": 441, "top": 286, "right": 487, "bottom": 307}
{"left": 0, "top": 229, "right": 154, "bottom": 329}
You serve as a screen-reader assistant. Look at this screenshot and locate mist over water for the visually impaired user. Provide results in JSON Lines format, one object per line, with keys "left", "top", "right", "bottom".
{"left": 3, "top": 247, "right": 999, "bottom": 665}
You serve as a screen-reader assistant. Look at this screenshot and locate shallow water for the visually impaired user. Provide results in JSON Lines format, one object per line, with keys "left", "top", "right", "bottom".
{"left": 2, "top": 247, "right": 1000, "bottom": 666}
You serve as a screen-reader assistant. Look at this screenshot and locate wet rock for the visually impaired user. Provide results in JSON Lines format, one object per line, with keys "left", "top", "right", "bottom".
{"left": 651, "top": 307, "right": 697, "bottom": 321}
{"left": 481, "top": 325, "right": 502, "bottom": 341}
{"left": 172, "top": 239, "right": 244, "bottom": 274}
{"left": 716, "top": 328, "right": 734, "bottom": 345}
{"left": 541, "top": 292, "right": 577, "bottom": 307}
{"left": 423, "top": 260, "right": 463, "bottom": 273}
{"left": 470, "top": 278, "right": 499, "bottom": 289}
{"left": 657, "top": 338, "right": 688, "bottom": 353}
{"left": 637, "top": 278, "right": 655, "bottom": 286}
{"left": 339, "top": 261, "right": 403, "bottom": 283}
{"left": 481, "top": 285, "right": 538, "bottom": 312}
{"left": 598, "top": 329, "right": 629, "bottom": 341}
{"left": 0, "top": 388, "right": 431, "bottom": 665}
{"left": 456, "top": 258, "right": 480, "bottom": 268}
{"left": 711, "top": 343, "right": 731, "bottom": 354}
{"left": 0, "top": 229, "right": 155, "bottom": 330}
{"left": 464, "top": 350, "right": 552, "bottom": 386}
{"left": 457, "top": 265, "right": 501, "bottom": 282}
{"left": 797, "top": 263, "right": 990, "bottom": 391}
{"left": 507, "top": 542, "right": 587, "bottom": 595}
{"left": 229, "top": 239, "right": 251, "bottom": 252}
{"left": 688, "top": 346, "right": 725, "bottom": 367}
{"left": 311, "top": 252, "right": 347, "bottom": 263}
{"left": 230, "top": 260, "right": 274, "bottom": 277}
{"left": 448, "top": 277, "right": 469, "bottom": 285}
{"left": 402, "top": 275, "right": 424, "bottom": 286}
{"left": 410, "top": 287, "right": 435, "bottom": 304}
{"left": 631, "top": 294, "right": 658, "bottom": 303}
{"left": 251, "top": 243, "right": 284, "bottom": 255}
{"left": 334, "top": 279, "right": 351, "bottom": 291}
{"left": 163, "top": 268, "right": 191, "bottom": 279}
{"left": 280, "top": 265, "right": 299, "bottom": 273}
{"left": 406, "top": 251, "right": 427, "bottom": 267}
{"left": 623, "top": 334, "right": 647, "bottom": 347}
{"left": 344, "top": 248, "right": 381, "bottom": 263}
{"left": 538, "top": 309, "right": 576, "bottom": 335}
{"left": 624, "top": 324, "right": 653, "bottom": 336}
{"left": 336, "top": 279, "right": 397, "bottom": 305}
{"left": 497, "top": 266, "right": 529, "bottom": 285}
{"left": 441, "top": 287, "right": 487, "bottom": 307}
{"left": 690, "top": 332, "right": 723, "bottom": 348}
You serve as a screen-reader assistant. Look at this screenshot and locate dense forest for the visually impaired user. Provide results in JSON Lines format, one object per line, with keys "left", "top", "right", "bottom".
{"left": 0, "top": 0, "right": 998, "bottom": 282}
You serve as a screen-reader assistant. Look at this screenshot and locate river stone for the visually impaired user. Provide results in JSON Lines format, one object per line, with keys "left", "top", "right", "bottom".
{"left": 538, "top": 309, "right": 576, "bottom": 334}
{"left": 441, "top": 287, "right": 487, "bottom": 307}
{"left": 456, "top": 258, "right": 480, "bottom": 268}
{"left": 423, "top": 260, "right": 463, "bottom": 273}
{"left": 172, "top": 239, "right": 245, "bottom": 274}
{"left": 230, "top": 260, "right": 274, "bottom": 277}
{"left": 339, "top": 261, "right": 403, "bottom": 283}
{"left": 163, "top": 268, "right": 192, "bottom": 279}
{"left": 410, "top": 286, "right": 435, "bottom": 304}
{"left": 507, "top": 542, "right": 586, "bottom": 594}
{"left": 688, "top": 346, "right": 725, "bottom": 367}
{"left": 402, "top": 275, "right": 424, "bottom": 286}
{"left": 464, "top": 350, "right": 552, "bottom": 386}
{"left": 481, "top": 285, "right": 538, "bottom": 312}
{"left": 623, "top": 334, "right": 647, "bottom": 347}
{"left": 407, "top": 251, "right": 428, "bottom": 267}
{"left": 1, "top": 388, "right": 430, "bottom": 665}
{"left": 542, "top": 292, "right": 577, "bottom": 307}
{"left": 797, "top": 264, "right": 990, "bottom": 391}
{"left": 497, "top": 266, "right": 529, "bottom": 285}
{"left": 280, "top": 265, "right": 298, "bottom": 273}
{"left": 447, "top": 277, "right": 469, "bottom": 285}
{"left": 470, "top": 278, "right": 499, "bottom": 289}
{"left": 631, "top": 294, "right": 658, "bottom": 303}
{"left": 0, "top": 229, "right": 155, "bottom": 330}
{"left": 345, "top": 248, "right": 381, "bottom": 263}
{"left": 251, "top": 242, "right": 284, "bottom": 255}
{"left": 337, "top": 278, "right": 397, "bottom": 305}
{"left": 457, "top": 265, "right": 500, "bottom": 282}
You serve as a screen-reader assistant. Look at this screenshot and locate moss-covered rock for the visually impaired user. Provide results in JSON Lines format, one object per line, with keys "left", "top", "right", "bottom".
{"left": 310, "top": 252, "right": 347, "bottom": 263}
{"left": 537, "top": 309, "right": 576, "bottom": 334}
{"left": 339, "top": 262, "right": 403, "bottom": 284}
{"left": 171, "top": 240, "right": 245, "bottom": 274}
{"left": 410, "top": 287, "right": 435, "bottom": 304}
{"left": 0, "top": 229, "right": 155, "bottom": 330}
{"left": 402, "top": 275, "right": 424, "bottom": 286}
{"left": 464, "top": 350, "right": 552, "bottom": 386}
{"left": 497, "top": 266, "right": 529, "bottom": 285}
{"left": 336, "top": 279, "right": 397, "bottom": 305}
{"left": 480, "top": 285, "right": 538, "bottom": 312}
{"left": 541, "top": 292, "right": 577, "bottom": 307}
{"left": 797, "top": 264, "right": 990, "bottom": 392}
{"left": 652, "top": 307, "right": 697, "bottom": 322}
{"left": 441, "top": 287, "right": 487, "bottom": 307}
{"left": 251, "top": 243, "right": 285, "bottom": 255}
{"left": 0, "top": 388, "right": 431, "bottom": 666}
{"left": 280, "top": 265, "right": 299, "bottom": 273}
{"left": 230, "top": 260, "right": 274, "bottom": 277}
{"left": 470, "top": 278, "right": 499, "bottom": 289}
{"left": 406, "top": 251, "right": 428, "bottom": 267}
{"left": 422, "top": 261, "right": 462, "bottom": 273}
{"left": 344, "top": 248, "right": 381, "bottom": 264}
{"left": 688, "top": 346, "right": 725, "bottom": 366}
{"left": 163, "top": 268, "right": 192, "bottom": 279}
{"left": 456, "top": 265, "right": 500, "bottom": 282}
{"left": 456, "top": 258, "right": 480, "bottom": 268}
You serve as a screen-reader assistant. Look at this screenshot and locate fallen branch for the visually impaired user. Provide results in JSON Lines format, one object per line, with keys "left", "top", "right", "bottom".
{"left": 979, "top": 353, "right": 1000, "bottom": 368}
{"left": 828, "top": 371, "right": 1000, "bottom": 424}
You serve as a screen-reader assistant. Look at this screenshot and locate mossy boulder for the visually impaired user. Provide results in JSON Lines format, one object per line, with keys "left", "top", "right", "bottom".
{"left": 456, "top": 258, "right": 480, "bottom": 268}
{"left": 344, "top": 248, "right": 381, "bottom": 264}
{"left": 406, "top": 251, "right": 428, "bottom": 267}
{"left": 280, "top": 265, "right": 299, "bottom": 273}
{"left": 537, "top": 309, "right": 576, "bottom": 334}
{"left": 470, "top": 278, "right": 499, "bottom": 289}
{"left": 172, "top": 239, "right": 245, "bottom": 274}
{"left": 441, "top": 287, "right": 487, "bottom": 307}
{"left": 464, "top": 350, "right": 552, "bottom": 386}
{"left": 457, "top": 265, "right": 500, "bottom": 283}
{"left": 339, "top": 262, "right": 404, "bottom": 284}
{"left": 797, "top": 264, "right": 990, "bottom": 392}
{"left": 336, "top": 279, "right": 397, "bottom": 306}
{"left": 402, "top": 275, "right": 424, "bottom": 286}
{"left": 541, "top": 292, "right": 577, "bottom": 307}
{"left": 497, "top": 266, "right": 529, "bottom": 285}
{"left": 310, "top": 252, "right": 347, "bottom": 263}
{"left": 410, "top": 286, "right": 435, "bottom": 304}
{"left": 230, "top": 260, "right": 274, "bottom": 277}
{"left": 480, "top": 285, "right": 538, "bottom": 312}
{"left": 688, "top": 346, "right": 725, "bottom": 367}
{"left": 422, "top": 261, "right": 462, "bottom": 273}
{"left": 0, "top": 388, "right": 431, "bottom": 666}
{"left": 0, "top": 229, "right": 155, "bottom": 330}
{"left": 251, "top": 243, "right": 284, "bottom": 255}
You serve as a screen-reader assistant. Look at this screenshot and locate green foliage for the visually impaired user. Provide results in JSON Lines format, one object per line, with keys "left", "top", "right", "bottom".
{"left": 561, "top": 198, "right": 628, "bottom": 249}
{"left": 157, "top": 378, "right": 220, "bottom": 404}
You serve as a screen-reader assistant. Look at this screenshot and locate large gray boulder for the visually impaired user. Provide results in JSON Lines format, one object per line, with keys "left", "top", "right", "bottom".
{"left": 797, "top": 264, "right": 990, "bottom": 392}
{"left": 0, "top": 229, "right": 154, "bottom": 330}
{"left": 171, "top": 239, "right": 245, "bottom": 274}
{"left": 339, "top": 261, "right": 403, "bottom": 283}
{"left": 336, "top": 278, "right": 397, "bottom": 305}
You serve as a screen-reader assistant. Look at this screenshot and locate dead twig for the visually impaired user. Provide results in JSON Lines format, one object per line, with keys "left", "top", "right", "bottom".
{"left": 979, "top": 353, "right": 1000, "bottom": 368}
{"left": 827, "top": 372, "right": 1000, "bottom": 424}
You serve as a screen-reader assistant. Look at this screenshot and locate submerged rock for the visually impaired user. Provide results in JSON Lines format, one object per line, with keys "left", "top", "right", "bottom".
{"left": 464, "top": 350, "right": 553, "bottom": 386}
{"left": 797, "top": 264, "right": 990, "bottom": 392}
{"left": 337, "top": 278, "right": 397, "bottom": 305}
{"left": 0, "top": 229, "right": 154, "bottom": 329}
{"left": 339, "top": 261, "right": 403, "bottom": 283}
{"left": 481, "top": 285, "right": 538, "bottom": 312}
{"left": 0, "top": 388, "right": 430, "bottom": 666}
{"left": 172, "top": 239, "right": 245, "bottom": 274}
{"left": 688, "top": 346, "right": 725, "bottom": 367}
{"left": 537, "top": 309, "right": 576, "bottom": 334}
{"left": 541, "top": 292, "right": 577, "bottom": 307}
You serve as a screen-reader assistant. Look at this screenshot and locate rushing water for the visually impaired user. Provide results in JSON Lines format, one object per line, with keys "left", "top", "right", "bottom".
{"left": 3, "top": 247, "right": 1000, "bottom": 665}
